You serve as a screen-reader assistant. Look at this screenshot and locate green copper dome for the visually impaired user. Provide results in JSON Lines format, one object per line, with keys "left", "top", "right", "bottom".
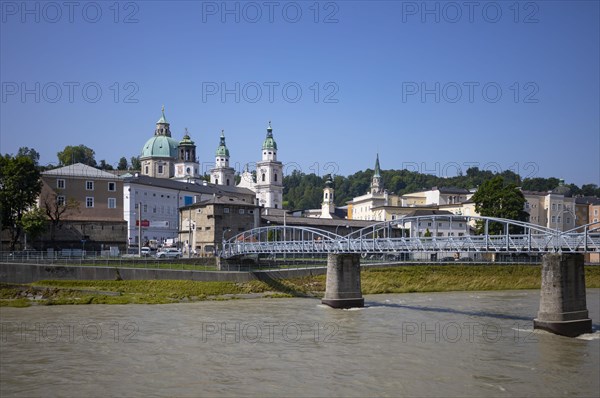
{"left": 179, "top": 128, "right": 195, "bottom": 146}
{"left": 215, "top": 130, "right": 230, "bottom": 157}
{"left": 262, "top": 121, "right": 277, "bottom": 150}
{"left": 141, "top": 135, "right": 179, "bottom": 159}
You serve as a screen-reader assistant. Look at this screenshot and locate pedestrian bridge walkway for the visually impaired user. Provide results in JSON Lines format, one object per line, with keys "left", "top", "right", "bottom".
{"left": 221, "top": 215, "right": 600, "bottom": 258}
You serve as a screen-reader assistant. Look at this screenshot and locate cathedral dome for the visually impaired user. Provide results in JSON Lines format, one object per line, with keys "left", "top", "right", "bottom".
{"left": 141, "top": 135, "right": 179, "bottom": 159}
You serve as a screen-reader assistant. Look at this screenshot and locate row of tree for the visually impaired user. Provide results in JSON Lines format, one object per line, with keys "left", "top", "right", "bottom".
{"left": 283, "top": 168, "right": 600, "bottom": 210}
{"left": 17, "top": 144, "right": 142, "bottom": 172}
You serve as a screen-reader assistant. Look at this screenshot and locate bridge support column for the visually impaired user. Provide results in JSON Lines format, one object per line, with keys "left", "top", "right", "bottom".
{"left": 533, "top": 253, "right": 592, "bottom": 337}
{"left": 322, "top": 253, "right": 364, "bottom": 309}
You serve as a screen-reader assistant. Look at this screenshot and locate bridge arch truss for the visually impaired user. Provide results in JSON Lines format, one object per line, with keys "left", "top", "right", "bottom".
{"left": 221, "top": 215, "right": 600, "bottom": 258}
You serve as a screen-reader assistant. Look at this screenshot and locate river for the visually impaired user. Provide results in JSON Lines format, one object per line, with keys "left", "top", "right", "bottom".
{"left": 1, "top": 289, "right": 599, "bottom": 397}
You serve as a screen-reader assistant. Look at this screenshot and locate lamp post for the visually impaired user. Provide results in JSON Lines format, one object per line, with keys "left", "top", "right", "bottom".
{"left": 221, "top": 228, "right": 231, "bottom": 256}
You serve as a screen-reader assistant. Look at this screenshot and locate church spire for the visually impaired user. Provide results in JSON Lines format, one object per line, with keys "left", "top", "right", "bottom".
{"left": 157, "top": 105, "right": 168, "bottom": 124}
{"left": 262, "top": 121, "right": 277, "bottom": 150}
{"left": 154, "top": 105, "right": 171, "bottom": 137}
{"left": 215, "top": 130, "right": 230, "bottom": 157}
{"left": 374, "top": 153, "right": 381, "bottom": 178}
{"left": 370, "top": 153, "right": 382, "bottom": 194}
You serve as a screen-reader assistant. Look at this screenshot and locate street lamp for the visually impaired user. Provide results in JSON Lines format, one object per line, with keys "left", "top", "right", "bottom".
{"left": 221, "top": 228, "right": 231, "bottom": 256}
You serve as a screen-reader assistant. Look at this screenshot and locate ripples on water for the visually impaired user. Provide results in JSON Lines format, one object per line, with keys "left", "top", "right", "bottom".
{"left": 1, "top": 289, "right": 598, "bottom": 397}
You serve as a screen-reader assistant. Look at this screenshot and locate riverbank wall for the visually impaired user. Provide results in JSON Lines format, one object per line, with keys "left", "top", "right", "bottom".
{"left": 0, "top": 262, "right": 326, "bottom": 284}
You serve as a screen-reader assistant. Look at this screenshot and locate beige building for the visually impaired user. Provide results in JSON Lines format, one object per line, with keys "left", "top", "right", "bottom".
{"left": 179, "top": 196, "right": 259, "bottom": 256}
{"left": 522, "top": 187, "right": 576, "bottom": 231}
{"left": 38, "top": 163, "right": 126, "bottom": 250}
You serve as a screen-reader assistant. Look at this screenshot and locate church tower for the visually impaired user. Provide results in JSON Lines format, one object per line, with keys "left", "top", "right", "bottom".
{"left": 140, "top": 106, "right": 180, "bottom": 179}
{"left": 321, "top": 175, "right": 335, "bottom": 218}
{"left": 174, "top": 128, "right": 200, "bottom": 179}
{"left": 255, "top": 122, "right": 283, "bottom": 208}
{"left": 370, "top": 153, "right": 383, "bottom": 194}
{"left": 210, "top": 130, "right": 235, "bottom": 186}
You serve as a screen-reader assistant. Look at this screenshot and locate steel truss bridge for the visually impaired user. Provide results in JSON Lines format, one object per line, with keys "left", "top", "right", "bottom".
{"left": 221, "top": 215, "right": 600, "bottom": 259}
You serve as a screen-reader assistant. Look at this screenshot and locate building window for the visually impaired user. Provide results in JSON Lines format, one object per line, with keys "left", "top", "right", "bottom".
{"left": 86, "top": 181, "right": 94, "bottom": 191}
{"left": 525, "top": 202, "right": 530, "bottom": 209}
{"left": 274, "top": 173, "right": 278, "bottom": 182}
{"left": 223, "top": 208, "right": 230, "bottom": 214}
{"left": 143, "top": 204, "right": 147, "bottom": 212}
{"left": 226, "top": 179, "right": 230, "bottom": 186}
{"left": 215, "top": 179, "right": 219, "bottom": 185}
{"left": 57, "top": 179, "right": 65, "bottom": 189}
{"left": 558, "top": 203, "right": 562, "bottom": 210}
{"left": 262, "top": 173, "right": 266, "bottom": 182}
{"left": 57, "top": 195, "right": 65, "bottom": 206}
{"left": 566, "top": 217, "right": 571, "bottom": 224}
{"left": 552, "top": 203, "right": 556, "bottom": 211}
{"left": 86, "top": 197, "right": 94, "bottom": 208}
{"left": 557, "top": 216, "right": 561, "bottom": 223}
{"left": 239, "top": 209, "right": 245, "bottom": 214}
{"left": 145, "top": 166, "right": 149, "bottom": 174}
{"left": 205, "top": 226, "right": 211, "bottom": 231}
{"left": 158, "top": 165, "right": 163, "bottom": 174}
{"left": 551, "top": 216, "right": 556, "bottom": 223}
{"left": 108, "top": 182, "right": 116, "bottom": 191}
{"left": 248, "top": 210, "right": 254, "bottom": 214}
{"left": 108, "top": 198, "right": 116, "bottom": 209}
{"left": 594, "top": 209, "right": 599, "bottom": 216}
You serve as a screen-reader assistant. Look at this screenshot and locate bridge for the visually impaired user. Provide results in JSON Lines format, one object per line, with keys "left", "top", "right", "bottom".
{"left": 221, "top": 215, "right": 600, "bottom": 258}
{"left": 221, "top": 215, "right": 598, "bottom": 338}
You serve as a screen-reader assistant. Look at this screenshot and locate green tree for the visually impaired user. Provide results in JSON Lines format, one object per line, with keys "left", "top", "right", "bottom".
{"left": 117, "top": 157, "right": 128, "bottom": 170}
{"left": 130, "top": 156, "right": 141, "bottom": 171}
{"left": 471, "top": 176, "right": 528, "bottom": 234}
{"left": 0, "top": 155, "right": 42, "bottom": 250}
{"left": 20, "top": 207, "right": 47, "bottom": 248}
{"left": 57, "top": 145, "right": 97, "bottom": 166}
{"left": 424, "top": 228, "right": 432, "bottom": 237}
{"left": 99, "top": 159, "right": 114, "bottom": 170}
{"left": 17, "top": 147, "right": 40, "bottom": 166}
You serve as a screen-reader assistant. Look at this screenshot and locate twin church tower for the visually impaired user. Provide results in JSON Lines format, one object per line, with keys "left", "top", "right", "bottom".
{"left": 140, "top": 107, "right": 283, "bottom": 208}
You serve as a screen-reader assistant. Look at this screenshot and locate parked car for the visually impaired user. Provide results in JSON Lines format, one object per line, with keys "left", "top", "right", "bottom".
{"left": 140, "top": 247, "right": 152, "bottom": 257}
{"left": 156, "top": 248, "right": 182, "bottom": 259}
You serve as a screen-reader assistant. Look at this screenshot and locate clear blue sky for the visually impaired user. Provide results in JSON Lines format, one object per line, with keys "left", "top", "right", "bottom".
{"left": 1, "top": 1, "right": 598, "bottom": 186}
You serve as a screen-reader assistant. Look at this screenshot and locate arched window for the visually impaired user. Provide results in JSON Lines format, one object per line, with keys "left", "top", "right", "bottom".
{"left": 274, "top": 173, "right": 277, "bottom": 182}
{"left": 262, "top": 173, "right": 266, "bottom": 182}
{"left": 226, "top": 179, "right": 230, "bottom": 185}
{"left": 215, "top": 179, "right": 219, "bottom": 185}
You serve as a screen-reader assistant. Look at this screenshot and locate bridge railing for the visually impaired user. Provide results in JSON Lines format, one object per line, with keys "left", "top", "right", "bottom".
{"left": 221, "top": 217, "right": 600, "bottom": 258}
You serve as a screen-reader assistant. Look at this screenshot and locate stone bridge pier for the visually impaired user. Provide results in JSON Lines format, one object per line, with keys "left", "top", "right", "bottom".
{"left": 534, "top": 253, "right": 592, "bottom": 337}
{"left": 322, "top": 253, "right": 364, "bottom": 309}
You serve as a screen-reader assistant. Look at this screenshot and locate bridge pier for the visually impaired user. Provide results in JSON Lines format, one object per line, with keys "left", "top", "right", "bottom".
{"left": 533, "top": 253, "right": 592, "bottom": 337}
{"left": 322, "top": 253, "right": 364, "bottom": 309}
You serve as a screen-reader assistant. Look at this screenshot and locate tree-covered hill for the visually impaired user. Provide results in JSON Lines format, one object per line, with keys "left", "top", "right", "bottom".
{"left": 283, "top": 167, "right": 600, "bottom": 210}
